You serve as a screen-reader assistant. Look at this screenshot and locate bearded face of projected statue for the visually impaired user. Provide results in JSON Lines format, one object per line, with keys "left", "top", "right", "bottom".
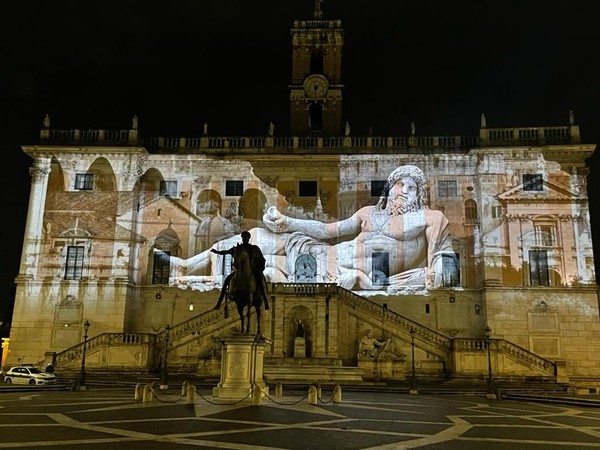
{"left": 169, "top": 164, "right": 456, "bottom": 293}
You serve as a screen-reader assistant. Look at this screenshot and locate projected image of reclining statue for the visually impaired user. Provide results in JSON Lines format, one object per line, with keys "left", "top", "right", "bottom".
{"left": 169, "top": 164, "right": 457, "bottom": 294}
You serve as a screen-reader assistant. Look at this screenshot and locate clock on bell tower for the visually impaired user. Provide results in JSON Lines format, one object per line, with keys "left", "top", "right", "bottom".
{"left": 289, "top": 0, "right": 344, "bottom": 137}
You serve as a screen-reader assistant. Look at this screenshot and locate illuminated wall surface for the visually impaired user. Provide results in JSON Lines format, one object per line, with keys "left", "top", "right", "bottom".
{"left": 8, "top": 124, "right": 600, "bottom": 380}
{"left": 27, "top": 147, "right": 595, "bottom": 296}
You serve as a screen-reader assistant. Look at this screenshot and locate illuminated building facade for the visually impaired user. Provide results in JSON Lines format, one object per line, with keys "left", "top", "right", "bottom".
{"left": 7, "top": 4, "right": 599, "bottom": 385}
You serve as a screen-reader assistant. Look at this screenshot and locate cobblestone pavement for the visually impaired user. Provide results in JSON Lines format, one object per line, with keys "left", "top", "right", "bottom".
{"left": 1, "top": 386, "right": 600, "bottom": 449}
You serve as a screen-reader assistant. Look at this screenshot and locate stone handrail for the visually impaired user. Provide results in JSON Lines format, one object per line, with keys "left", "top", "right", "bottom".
{"left": 454, "top": 338, "right": 556, "bottom": 375}
{"left": 53, "top": 333, "right": 155, "bottom": 366}
{"left": 334, "top": 286, "right": 452, "bottom": 355}
{"left": 497, "top": 339, "right": 556, "bottom": 375}
{"left": 272, "top": 283, "right": 451, "bottom": 354}
{"left": 271, "top": 282, "right": 338, "bottom": 296}
{"left": 155, "top": 308, "right": 223, "bottom": 343}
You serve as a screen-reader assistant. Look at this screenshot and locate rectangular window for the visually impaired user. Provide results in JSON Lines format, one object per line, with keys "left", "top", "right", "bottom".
{"left": 370, "top": 180, "right": 387, "bottom": 197}
{"left": 529, "top": 250, "right": 549, "bottom": 286}
{"left": 225, "top": 180, "right": 244, "bottom": 196}
{"left": 492, "top": 205, "right": 502, "bottom": 218}
{"left": 441, "top": 253, "right": 460, "bottom": 287}
{"left": 75, "top": 174, "right": 94, "bottom": 190}
{"left": 535, "top": 224, "right": 555, "bottom": 247}
{"left": 152, "top": 250, "right": 171, "bottom": 284}
{"left": 371, "top": 252, "right": 390, "bottom": 286}
{"left": 523, "top": 174, "right": 543, "bottom": 191}
{"left": 299, "top": 180, "right": 318, "bottom": 197}
{"left": 159, "top": 181, "right": 178, "bottom": 197}
{"left": 438, "top": 180, "right": 457, "bottom": 197}
{"left": 65, "top": 246, "right": 85, "bottom": 280}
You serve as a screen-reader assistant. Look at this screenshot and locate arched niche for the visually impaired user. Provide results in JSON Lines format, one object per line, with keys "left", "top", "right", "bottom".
{"left": 88, "top": 157, "right": 117, "bottom": 191}
{"left": 239, "top": 188, "right": 267, "bottom": 224}
{"left": 286, "top": 305, "right": 314, "bottom": 358}
{"left": 294, "top": 254, "right": 317, "bottom": 283}
{"left": 47, "top": 157, "right": 66, "bottom": 193}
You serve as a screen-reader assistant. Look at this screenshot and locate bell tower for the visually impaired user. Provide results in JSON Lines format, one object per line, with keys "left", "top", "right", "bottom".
{"left": 289, "top": 0, "right": 344, "bottom": 137}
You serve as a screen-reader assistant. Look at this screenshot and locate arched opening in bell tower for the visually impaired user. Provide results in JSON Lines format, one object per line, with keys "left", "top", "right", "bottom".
{"left": 310, "top": 49, "right": 324, "bottom": 74}
{"left": 309, "top": 102, "right": 323, "bottom": 135}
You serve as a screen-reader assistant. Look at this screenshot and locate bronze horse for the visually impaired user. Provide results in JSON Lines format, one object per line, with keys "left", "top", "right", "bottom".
{"left": 224, "top": 243, "right": 263, "bottom": 334}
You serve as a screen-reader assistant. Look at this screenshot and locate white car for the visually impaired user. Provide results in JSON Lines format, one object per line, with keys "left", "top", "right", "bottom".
{"left": 3, "top": 366, "right": 57, "bottom": 385}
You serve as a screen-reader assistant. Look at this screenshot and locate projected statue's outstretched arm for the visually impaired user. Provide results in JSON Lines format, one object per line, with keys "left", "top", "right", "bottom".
{"left": 263, "top": 205, "right": 361, "bottom": 240}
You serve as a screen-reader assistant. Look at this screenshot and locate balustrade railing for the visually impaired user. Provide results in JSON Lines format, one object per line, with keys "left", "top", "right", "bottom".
{"left": 454, "top": 338, "right": 556, "bottom": 375}
{"left": 39, "top": 124, "right": 579, "bottom": 151}
{"left": 53, "top": 332, "right": 155, "bottom": 366}
{"left": 334, "top": 286, "right": 452, "bottom": 354}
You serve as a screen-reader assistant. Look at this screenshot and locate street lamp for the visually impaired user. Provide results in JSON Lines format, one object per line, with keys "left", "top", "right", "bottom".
{"left": 485, "top": 325, "right": 496, "bottom": 399}
{"left": 160, "top": 325, "right": 171, "bottom": 389}
{"left": 409, "top": 327, "right": 418, "bottom": 395}
{"left": 78, "top": 320, "right": 90, "bottom": 390}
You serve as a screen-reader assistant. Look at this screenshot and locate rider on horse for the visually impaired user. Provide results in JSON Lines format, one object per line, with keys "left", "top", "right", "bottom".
{"left": 211, "top": 231, "right": 270, "bottom": 310}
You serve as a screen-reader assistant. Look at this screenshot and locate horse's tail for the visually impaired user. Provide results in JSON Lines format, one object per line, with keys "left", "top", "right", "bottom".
{"left": 224, "top": 298, "right": 229, "bottom": 318}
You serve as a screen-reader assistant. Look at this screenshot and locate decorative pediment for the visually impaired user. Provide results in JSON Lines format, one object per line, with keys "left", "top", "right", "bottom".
{"left": 497, "top": 178, "right": 584, "bottom": 204}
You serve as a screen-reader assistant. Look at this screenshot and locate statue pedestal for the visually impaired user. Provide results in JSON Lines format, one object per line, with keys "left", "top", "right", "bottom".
{"left": 294, "top": 337, "right": 306, "bottom": 358}
{"left": 212, "top": 333, "right": 271, "bottom": 401}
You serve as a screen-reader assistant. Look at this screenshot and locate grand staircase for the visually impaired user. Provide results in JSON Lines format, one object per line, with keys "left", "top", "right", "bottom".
{"left": 51, "top": 283, "right": 560, "bottom": 386}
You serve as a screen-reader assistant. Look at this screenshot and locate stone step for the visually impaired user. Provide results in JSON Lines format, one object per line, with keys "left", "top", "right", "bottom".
{"left": 264, "top": 366, "right": 365, "bottom": 384}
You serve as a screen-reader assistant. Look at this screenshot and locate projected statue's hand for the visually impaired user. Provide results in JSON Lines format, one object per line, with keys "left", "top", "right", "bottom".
{"left": 263, "top": 206, "right": 289, "bottom": 233}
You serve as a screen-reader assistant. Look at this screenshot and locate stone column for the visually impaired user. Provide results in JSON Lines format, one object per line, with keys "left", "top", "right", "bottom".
{"left": 272, "top": 296, "right": 285, "bottom": 357}
{"left": 19, "top": 157, "right": 52, "bottom": 278}
{"left": 327, "top": 294, "right": 339, "bottom": 358}
{"left": 313, "top": 295, "right": 327, "bottom": 358}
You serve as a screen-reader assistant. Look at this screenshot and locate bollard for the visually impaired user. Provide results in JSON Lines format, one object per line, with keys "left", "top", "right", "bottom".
{"left": 333, "top": 384, "right": 342, "bottom": 403}
{"left": 316, "top": 384, "right": 322, "bottom": 399}
{"left": 134, "top": 383, "right": 143, "bottom": 400}
{"left": 181, "top": 380, "right": 189, "bottom": 396}
{"left": 186, "top": 384, "right": 196, "bottom": 404}
{"left": 307, "top": 385, "right": 318, "bottom": 405}
{"left": 275, "top": 382, "right": 283, "bottom": 397}
{"left": 142, "top": 384, "right": 154, "bottom": 403}
{"left": 251, "top": 385, "right": 263, "bottom": 406}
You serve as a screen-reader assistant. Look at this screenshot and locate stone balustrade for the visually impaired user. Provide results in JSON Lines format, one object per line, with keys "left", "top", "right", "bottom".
{"left": 38, "top": 124, "right": 579, "bottom": 152}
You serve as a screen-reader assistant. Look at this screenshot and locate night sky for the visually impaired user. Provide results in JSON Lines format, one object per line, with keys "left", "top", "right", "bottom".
{"left": 1, "top": 0, "right": 599, "bottom": 310}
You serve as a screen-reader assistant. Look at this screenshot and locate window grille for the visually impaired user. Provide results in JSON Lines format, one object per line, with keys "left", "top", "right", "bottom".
{"left": 523, "top": 174, "right": 543, "bottom": 191}
{"left": 75, "top": 174, "right": 94, "bottom": 190}
{"left": 438, "top": 180, "right": 457, "bottom": 197}
{"left": 225, "top": 180, "right": 244, "bottom": 196}
{"left": 65, "top": 246, "right": 85, "bottom": 280}
{"left": 152, "top": 250, "right": 171, "bottom": 284}
{"left": 529, "top": 250, "right": 549, "bottom": 286}
{"left": 159, "top": 181, "right": 178, "bottom": 197}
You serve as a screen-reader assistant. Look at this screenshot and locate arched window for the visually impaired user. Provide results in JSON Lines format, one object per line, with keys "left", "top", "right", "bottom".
{"left": 152, "top": 227, "right": 180, "bottom": 285}
{"left": 465, "top": 199, "right": 478, "bottom": 224}
{"left": 295, "top": 254, "right": 317, "bottom": 282}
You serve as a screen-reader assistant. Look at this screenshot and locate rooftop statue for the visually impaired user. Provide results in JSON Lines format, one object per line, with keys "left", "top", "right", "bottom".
{"left": 169, "top": 164, "right": 456, "bottom": 294}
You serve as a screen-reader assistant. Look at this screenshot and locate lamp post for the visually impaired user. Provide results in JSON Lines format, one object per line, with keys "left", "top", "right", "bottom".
{"left": 78, "top": 320, "right": 90, "bottom": 390}
{"left": 409, "top": 327, "right": 418, "bottom": 395}
{"left": 485, "top": 325, "right": 496, "bottom": 399}
{"left": 160, "top": 325, "right": 171, "bottom": 389}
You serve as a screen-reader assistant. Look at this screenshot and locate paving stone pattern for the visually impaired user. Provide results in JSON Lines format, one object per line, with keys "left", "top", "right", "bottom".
{"left": 0, "top": 387, "right": 599, "bottom": 449}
